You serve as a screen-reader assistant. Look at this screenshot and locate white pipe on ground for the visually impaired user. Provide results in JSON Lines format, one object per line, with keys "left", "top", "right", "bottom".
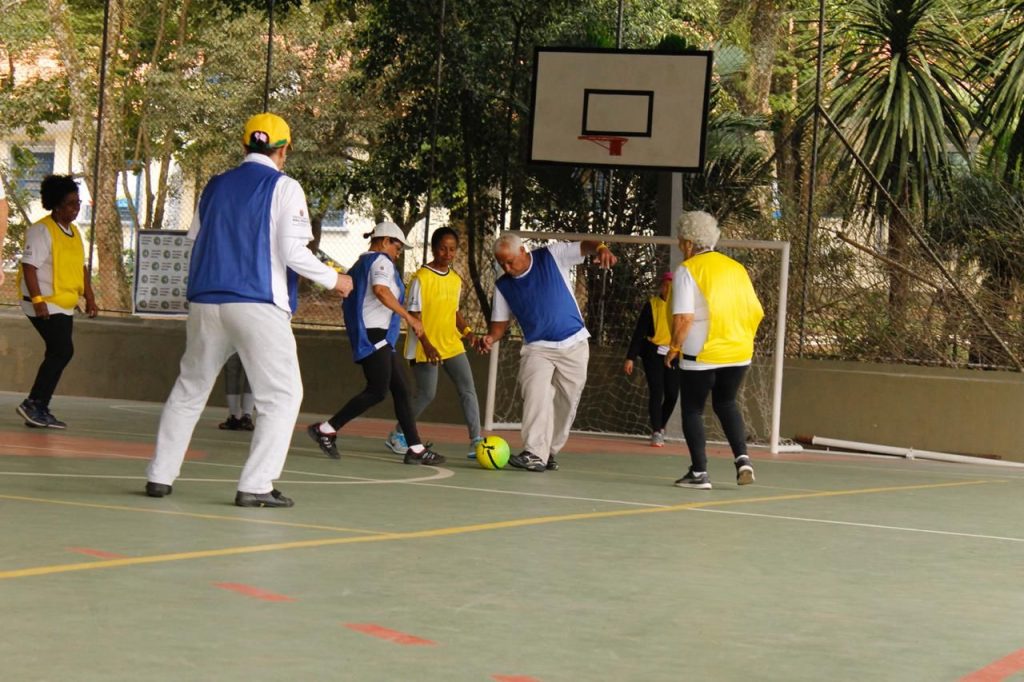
{"left": 801, "top": 435, "right": 1024, "bottom": 469}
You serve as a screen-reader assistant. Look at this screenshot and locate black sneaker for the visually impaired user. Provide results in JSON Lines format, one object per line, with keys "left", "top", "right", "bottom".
{"left": 219, "top": 415, "right": 242, "bottom": 430}
{"left": 238, "top": 414, "right": 256, "bottom": 431}
{"left": 508, "top": 451, "right": 546, "bottom": 472}
{"left": 235, "top": 489, "right": 294, "bottom": 508}
{"left": 17, "top": 399, "right": 49, "bottom": 428}
{"left": 145, "top": 482, "right": 173, "bottom": 498}
{"left": 41, "top": 407, "right": 67, "bottom": 430}
{"left": 674, "top": 468, "right": 712, "bottom": 489}
{"left": 307, "top": 423, "right": 340, "bottom": 459}
{"left": 735, "top": 455, "right": 755, "bottom": 485}
{"left": 404, "top": 446, "right": 446, "bottom": 466}
{"left": 546, "top": 456, "right": 559, "bottom": 471}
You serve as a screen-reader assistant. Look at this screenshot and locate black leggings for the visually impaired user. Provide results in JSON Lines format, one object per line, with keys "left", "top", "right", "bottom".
{"left": 679, "top": 365, "right": 749, "bottom": 472}
{"left": 640, "top": 343, "right": 679, "bottom": 431}
{"left": 328, "top": 330, "right": 421, "bottom": 445}
{"left": 28, "top": 313, "right": 75, "bottom": 407}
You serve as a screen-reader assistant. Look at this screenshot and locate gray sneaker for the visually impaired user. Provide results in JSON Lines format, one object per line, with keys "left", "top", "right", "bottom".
{"left": 385, "top": 430, "right": 408, "bottom": 454}
{"left": 674, "top": 468, "right": 712, "bottom": 489}
{"left": 735, "top": 455, "right": 755, "bottom": 485}
{"left": 508, "top": 451, "right": 546, "bottom": 472}
{"left": 651, "top": 430, "right": 665, "bottom": 447}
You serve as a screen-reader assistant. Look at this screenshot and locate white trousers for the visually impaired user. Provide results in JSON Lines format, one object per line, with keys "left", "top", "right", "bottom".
{"left": 517, "top": 340, "right": 589, "bottom": 462}
{"left": 146, "top": 302, "right": 303, "bottom": 494}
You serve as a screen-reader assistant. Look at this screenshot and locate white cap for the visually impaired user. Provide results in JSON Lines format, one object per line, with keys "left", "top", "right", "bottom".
{"left": 368, "top": 221, "right": 412, "bottom": 247}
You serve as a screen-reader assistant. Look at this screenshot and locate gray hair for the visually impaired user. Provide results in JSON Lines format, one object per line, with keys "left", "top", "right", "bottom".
{"left": 494, "top": 233, "right": 523, "bottom": 255}
{"left": 677, "top": 211, "right": 721, "bottom": 249}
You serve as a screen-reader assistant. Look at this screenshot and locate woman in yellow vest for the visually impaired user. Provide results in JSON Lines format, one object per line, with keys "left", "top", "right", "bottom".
{"left": 665, "top": 211, "right": 763, "bottom": 490}
{"left": 623, "top": 271, "right": 679, "bottom": 447}
{"left": 385, "top": 227, "right": 483, "bottom": 458}
{"left": 16, "top": 174, "right": 97, "bottom": 429}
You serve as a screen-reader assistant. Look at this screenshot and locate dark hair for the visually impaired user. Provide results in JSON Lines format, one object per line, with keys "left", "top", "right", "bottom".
{"left": 40, "top": 175, "right": 79, "bottom": 211}
{"left": 244, "top": 145, "right": 278, "bottom": 157}
{"left": 430, "top": 227, "right": 459, "bottom": 251}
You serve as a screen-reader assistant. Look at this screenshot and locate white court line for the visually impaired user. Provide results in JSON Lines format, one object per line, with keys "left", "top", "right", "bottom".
{"left": 691, "top": 508, "right": 1024, "bottom": 544}
{"left": 0, "top": 471, "right": 454, "bottom": 485}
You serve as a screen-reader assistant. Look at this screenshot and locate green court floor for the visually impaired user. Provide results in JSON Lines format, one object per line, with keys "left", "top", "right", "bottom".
{"left": 1, "top": 391, "right": 1023, "bottom": 681}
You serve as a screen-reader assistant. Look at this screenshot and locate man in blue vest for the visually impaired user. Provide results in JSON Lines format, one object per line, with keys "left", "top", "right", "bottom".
{"left": 477, "top": 235, "right": 617, "bottom": 471}
{"left": 145, "top": 112, "right": 354, "bottom": 507}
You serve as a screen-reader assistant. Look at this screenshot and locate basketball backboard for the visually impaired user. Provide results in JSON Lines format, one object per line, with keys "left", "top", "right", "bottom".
{"left": 528, "top": 47, "right": 712, "bottom": 172}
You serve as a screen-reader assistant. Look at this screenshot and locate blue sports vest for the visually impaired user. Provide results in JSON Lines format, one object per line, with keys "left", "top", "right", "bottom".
{"left": 188, "top": 161, "right": 299, "bottom": 311}
{"left": 343, "top": 252, "right": 405, "bottom": 362}
{"left": 494, "top": 247, "right": 585, "bottom": 344}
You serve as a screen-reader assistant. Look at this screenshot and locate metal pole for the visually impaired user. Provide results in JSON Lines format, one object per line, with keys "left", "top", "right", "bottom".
{"left": 798, "top": 0, "right": 826, "bottom": 356}
{"left": 423, "top": 0, "right": 446, "bottom": 264}
{"left": 87, "top": 0, "right": 112, "bottom": 275}
{"left": 770, "top": 242, "right": 791, "bottom": 454}
{"left": 263, "top": 0, "right": 276, "bottom": 112}
{"left": 597, "top": 0, "right": 625, "bottom": 341}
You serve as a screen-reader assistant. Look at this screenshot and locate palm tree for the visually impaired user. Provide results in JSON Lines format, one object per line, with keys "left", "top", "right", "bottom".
{"left": 825, "top": 0, "right": 973, "bottom": 312}
{"left": 972, "top": 0, "right": 1024, "bottom": 182}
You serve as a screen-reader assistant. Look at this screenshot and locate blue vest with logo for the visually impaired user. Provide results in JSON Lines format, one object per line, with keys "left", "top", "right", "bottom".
{"left": 187, "top": 161, "right": 299, "bottom": 311}
{"left": 494, "top": 247, "right": 585, "bottom": 344}
{"left": 343, "top": 251, "right": 405, "bottom": 361}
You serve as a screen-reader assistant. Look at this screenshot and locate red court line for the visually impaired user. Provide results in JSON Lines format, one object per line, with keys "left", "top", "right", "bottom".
{"left": 212, "top": 582, "right": 296, "bottom": 602}
{"left": 67, "top": 547, "right": 128, "bottom": 559}
{"left": 0, "top": 432, "right": 205, "bottom": 461}
{"left": 343, "top": 623, "right": 436, "bottom": 646}
{"left": 961, "top": 648, "right": 1024, "bottom": 681}
{"left": 493, "top": 676, "right": 543, "bottom": 682}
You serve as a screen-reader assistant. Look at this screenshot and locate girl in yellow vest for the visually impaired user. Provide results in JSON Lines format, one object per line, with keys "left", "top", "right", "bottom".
{"left": 623, "top": 271, "right": 680, "bottom": 446}
{"left": 665, "top": 211, "right": 763, "bottom": 490}
{"left": 16, "top": 175, "right": 97, "bottom": 429}
{"left": 386, "top": 227, "right": 484, "bottom": 458}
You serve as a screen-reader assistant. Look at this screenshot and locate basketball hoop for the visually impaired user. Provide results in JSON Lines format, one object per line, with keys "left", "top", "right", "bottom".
{"left": 578, "top": 135, "right": 629, "bottom": 156}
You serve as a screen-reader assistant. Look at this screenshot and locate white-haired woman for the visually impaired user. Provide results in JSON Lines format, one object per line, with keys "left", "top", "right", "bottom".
{"left": 665, "top": 211, "right": 763, "bottom": 489}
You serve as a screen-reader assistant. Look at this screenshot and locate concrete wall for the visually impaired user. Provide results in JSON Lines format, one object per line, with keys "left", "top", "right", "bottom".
{"left": 0, "top": 311, "right": 490, "bottom": 429}
{"left": 781, "top": 358, "right": 1024, "bottom": 461}
{"left": 2, "top": 311, "right": 1022, "bottom": 461}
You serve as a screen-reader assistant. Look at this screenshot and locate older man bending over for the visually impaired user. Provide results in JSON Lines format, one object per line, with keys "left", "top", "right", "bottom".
{"left": 477, "top": 235, "right": 616, "bottom": 472}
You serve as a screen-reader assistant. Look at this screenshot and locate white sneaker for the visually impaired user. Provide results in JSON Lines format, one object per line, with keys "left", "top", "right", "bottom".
{"left": 650, "top": 430, "right": 665, "bottom": 447}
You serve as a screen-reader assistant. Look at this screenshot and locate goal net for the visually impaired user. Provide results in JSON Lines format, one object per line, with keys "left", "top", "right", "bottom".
{"left": 482, "top": 231, "right": 795, "bottom": 454}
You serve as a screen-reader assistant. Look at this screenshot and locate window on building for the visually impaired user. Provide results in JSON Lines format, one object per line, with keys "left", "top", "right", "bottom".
{"left": 19, "top": 149, "right": 55, "bottom": 195}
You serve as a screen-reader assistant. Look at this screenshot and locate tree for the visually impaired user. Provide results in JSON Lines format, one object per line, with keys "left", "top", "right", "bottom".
{"left": 826, "top": 0, "right": 973, "bottom": 314}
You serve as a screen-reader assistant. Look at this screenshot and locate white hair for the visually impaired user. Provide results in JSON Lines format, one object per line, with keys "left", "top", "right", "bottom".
{"left": 494, "top": 233, "right": 523, "bottom": 255}
{"left": 677, "top": 211, "right": 721, "bottom": 249}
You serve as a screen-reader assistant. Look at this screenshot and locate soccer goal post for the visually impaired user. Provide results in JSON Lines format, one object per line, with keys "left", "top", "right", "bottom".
{"left": 482, "top": 231, "right": 798, "bottom": 455}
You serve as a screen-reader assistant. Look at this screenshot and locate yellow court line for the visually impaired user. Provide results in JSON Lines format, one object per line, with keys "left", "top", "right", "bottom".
{"left": 0, "top": 478, "right": 1000, "bottom": 581}
{"left": 0, "top": 494, "right": 388, "bottom": 536}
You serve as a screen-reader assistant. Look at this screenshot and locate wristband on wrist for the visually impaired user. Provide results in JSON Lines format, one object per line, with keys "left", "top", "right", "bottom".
{"left": 669, "top": 345, "right": 681, "bottom": 352}
{"left": 596, "top": 242, "right": 609, "bottom": 252}
{"left": 462, "top": 326, "right": 473, "bottom": 337}
{"left": 31, "top": 295, "right": 45, "bottom": 304}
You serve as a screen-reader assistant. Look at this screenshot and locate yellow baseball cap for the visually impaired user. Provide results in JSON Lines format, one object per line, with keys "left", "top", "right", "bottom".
{"left": 242, "top": 113, "right": 291, "bottom": 151}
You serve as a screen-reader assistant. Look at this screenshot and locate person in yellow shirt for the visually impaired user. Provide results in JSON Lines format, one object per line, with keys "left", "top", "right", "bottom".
{"left": 16, "top": 175, "right": 98, "bottom": 429}
{"left": 385, "top": 227, "right": 483, "bottom": 457}
{"left": 666, "top": 211, "right": 763, "bottom": 490}
{"left": 623, "top": 271, "right": 679, "bottom": 447}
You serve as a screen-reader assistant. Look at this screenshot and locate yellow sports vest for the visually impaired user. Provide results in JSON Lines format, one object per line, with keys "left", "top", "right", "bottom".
{"left": 17, "top": 215, "right": 85, "bottom": 309}
{"left": 683, "top": 251, "right": 764, "bottom": 364}
{"left": 647, "top": 296, "right": 672, "bottom": 346}
{"left": 405, "top": 266, "right": 466, "bottom": 362}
